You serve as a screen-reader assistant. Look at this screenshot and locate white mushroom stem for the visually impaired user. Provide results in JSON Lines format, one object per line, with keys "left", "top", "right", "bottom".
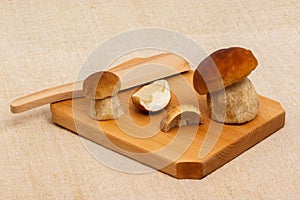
{"left": 160, "top": 104, "right": 204, "bottom": 132}
{"left": 89, "top": 95, "right": 124, "bottom": 120}
{"left": 207, "top": 78, "right": 259, "bottom": 124}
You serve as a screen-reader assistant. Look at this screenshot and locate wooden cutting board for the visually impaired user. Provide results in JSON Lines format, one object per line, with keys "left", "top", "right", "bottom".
{"left": 50, "top": 70, "right": 285, "bottom": 179}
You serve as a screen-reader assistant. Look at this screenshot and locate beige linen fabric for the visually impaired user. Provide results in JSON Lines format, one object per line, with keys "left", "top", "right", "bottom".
{"left": 1, "top": 0, "right": 299, "bottom": 199}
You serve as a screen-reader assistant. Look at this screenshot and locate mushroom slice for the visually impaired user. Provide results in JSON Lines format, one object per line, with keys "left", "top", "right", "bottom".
{"left": 89, "top": 95, "right": 124, "bottom": 120}
{"left": 132, "top": 80, "right": 171, "bottom": 112}
{"left": 160, "top": 105, "right": 204, "bottom": 132}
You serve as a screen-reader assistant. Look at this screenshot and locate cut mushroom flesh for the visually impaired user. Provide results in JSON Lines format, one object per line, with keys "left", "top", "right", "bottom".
{"left": 160, "top": 104, "right": 204, "bottom": 132}
{"left": 132, "top": 80, "right": 171, "bottom": 112}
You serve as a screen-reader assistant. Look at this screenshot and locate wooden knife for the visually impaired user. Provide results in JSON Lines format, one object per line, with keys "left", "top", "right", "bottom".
{"left": 10, "top": 53, "right": 191, "bottom": 113}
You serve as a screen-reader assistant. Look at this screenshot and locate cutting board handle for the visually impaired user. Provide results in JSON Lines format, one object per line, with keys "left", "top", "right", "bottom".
{"left": 10, "top": 53, "right": 191, "bottom": 113}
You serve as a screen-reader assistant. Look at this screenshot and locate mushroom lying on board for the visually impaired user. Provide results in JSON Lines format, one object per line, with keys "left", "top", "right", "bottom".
{"left": 160, "top": 104, "right": 204, "bottom": 132}
{"left": 83, "top": 71, "right": 124, "bottom": 120}
{"left": 193, "top": 47, "right": 259, "bottom": 124}
{"left": 131, "top": 80, "right": 171, "bottom": 112}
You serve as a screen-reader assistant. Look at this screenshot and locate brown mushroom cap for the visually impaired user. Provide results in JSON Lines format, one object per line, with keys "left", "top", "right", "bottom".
{"left": 83, "top": 71, "right": 121, "bottom": 99}
{"left": 193, "top": 47, "right": 258, "bottom": 95}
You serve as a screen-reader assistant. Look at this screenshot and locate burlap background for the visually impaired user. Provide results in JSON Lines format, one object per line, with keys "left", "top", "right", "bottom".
{"left": 1, "top": 1, "right": 299, "bottom": 199}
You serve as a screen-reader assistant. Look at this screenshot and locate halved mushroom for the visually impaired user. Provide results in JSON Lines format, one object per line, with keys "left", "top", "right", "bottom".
{"left": 132, "top": 80, "right": 171, "bottom": 112}
{"left": 160, "top": 104, "right": 204, "bottom": 132}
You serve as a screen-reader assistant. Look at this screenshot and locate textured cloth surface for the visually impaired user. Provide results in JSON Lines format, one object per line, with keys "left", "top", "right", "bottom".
{"left": 1, "top": 1, "right": 299, "bottom": 199}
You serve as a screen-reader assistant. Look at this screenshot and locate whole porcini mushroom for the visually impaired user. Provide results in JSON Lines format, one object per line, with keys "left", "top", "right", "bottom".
{"left": 193, "top": 47, "right": 259, "bottom": 124}
{"left": 83, "top": 71, "right": 124, "bottom": 120}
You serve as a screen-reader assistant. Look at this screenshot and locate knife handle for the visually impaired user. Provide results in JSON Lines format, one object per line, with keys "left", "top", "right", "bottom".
{"left": 10, "top": 53, "right": 190, "bottom": 113}
{"left": 10, "top": 57, "right": 142, "bottom": 114}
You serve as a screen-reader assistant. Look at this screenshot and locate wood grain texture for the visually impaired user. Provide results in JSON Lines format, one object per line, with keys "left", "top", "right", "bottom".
{"left": 10, "top": 53, "right": 190, "bottom": 113}
{"left": 50, "top": 71, "right": 285, "bottom": 179}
